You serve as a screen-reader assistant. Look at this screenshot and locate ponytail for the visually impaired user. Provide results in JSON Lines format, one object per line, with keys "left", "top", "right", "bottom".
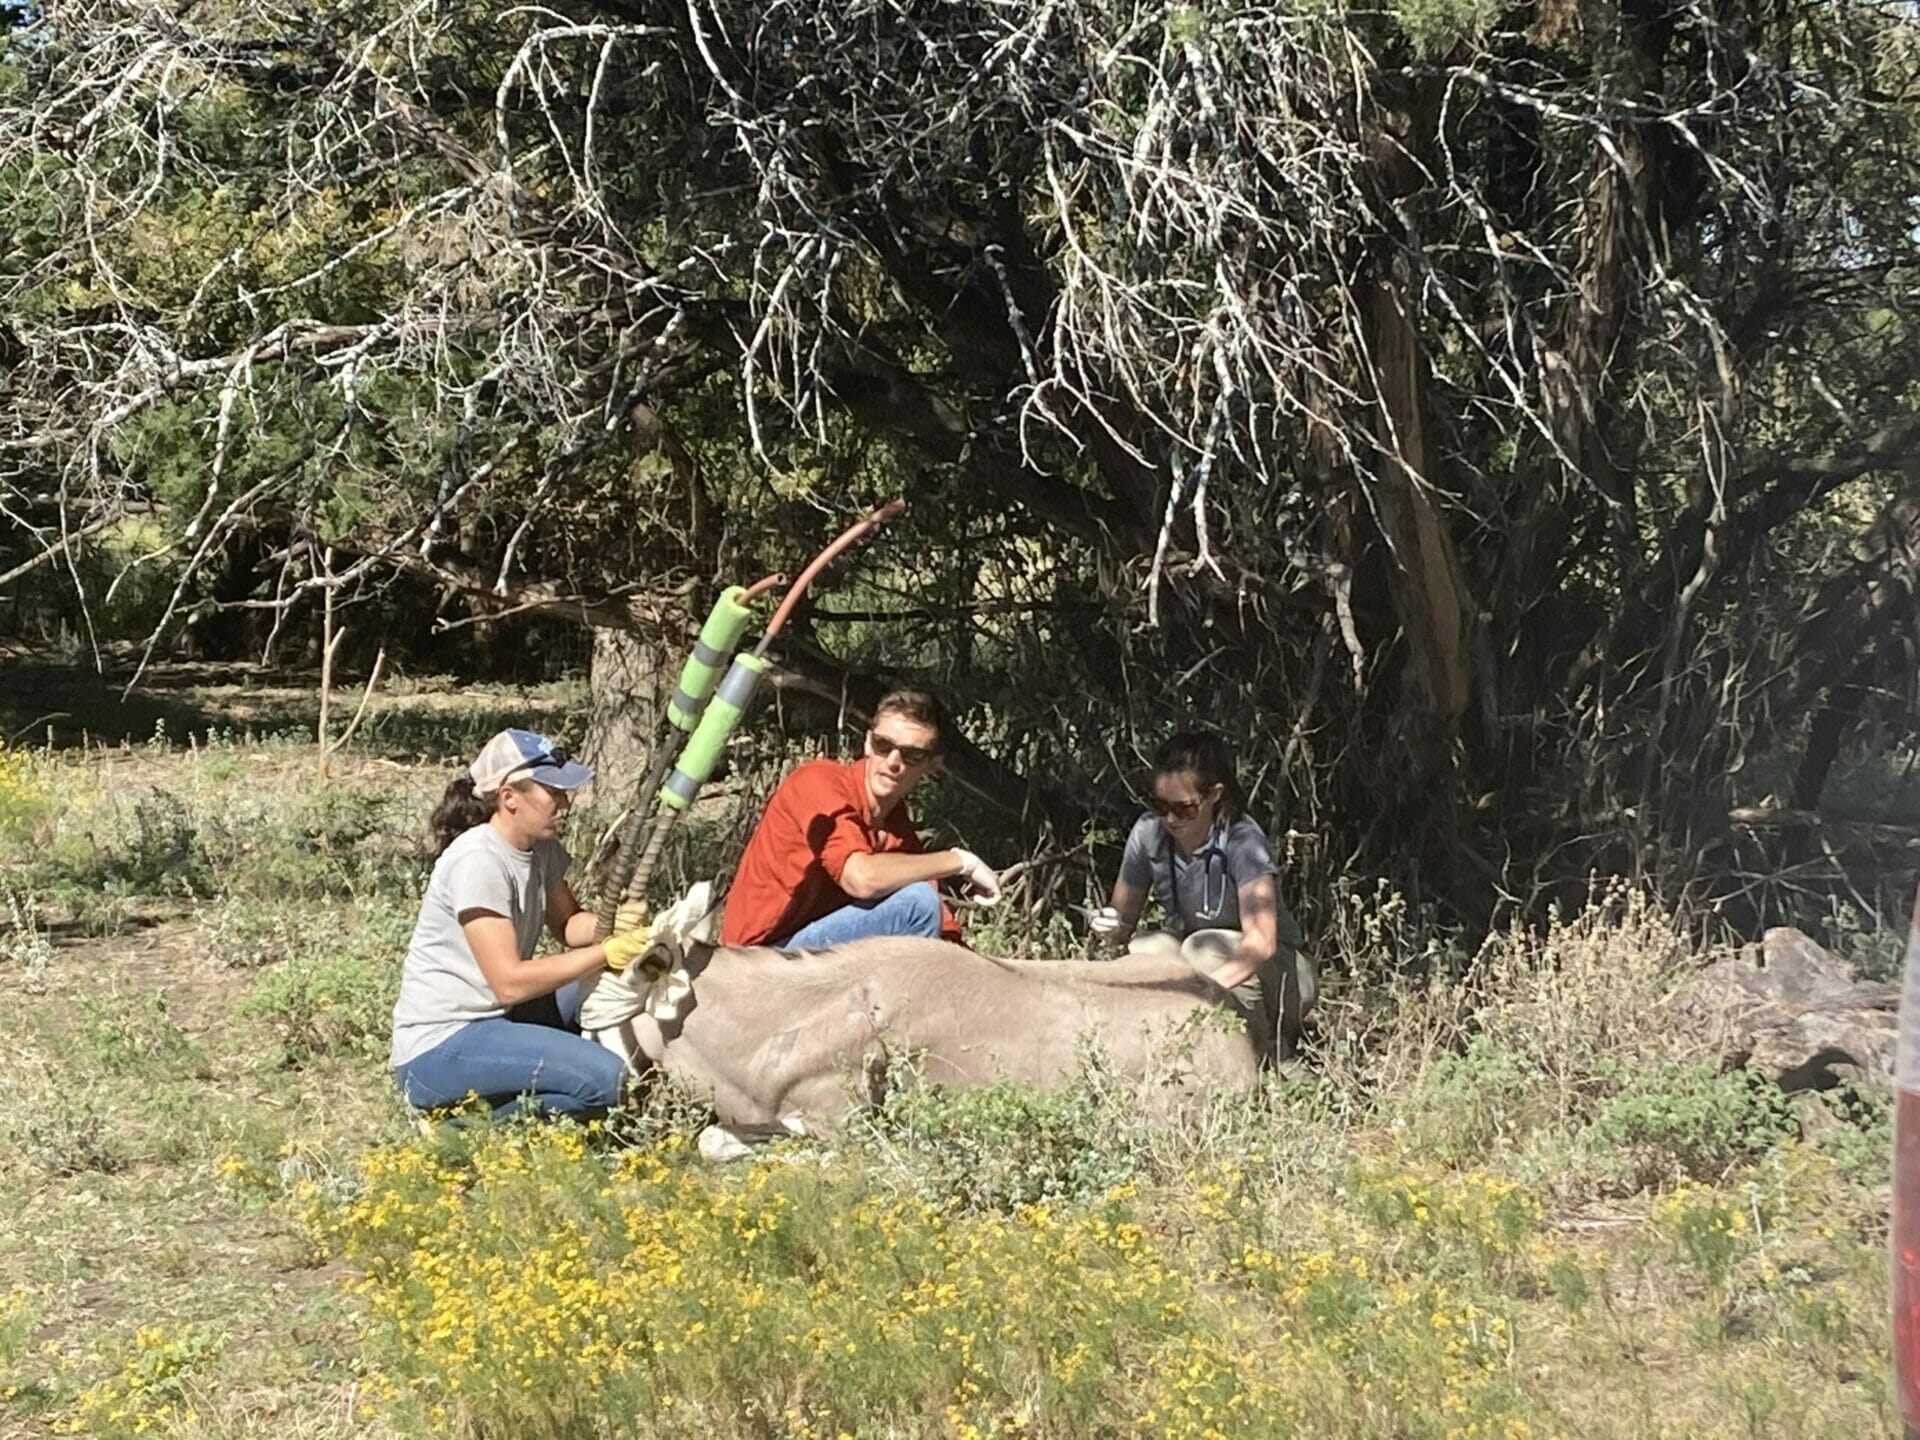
{"left": 430, "top": 775, "right": 495, "bottom": 854}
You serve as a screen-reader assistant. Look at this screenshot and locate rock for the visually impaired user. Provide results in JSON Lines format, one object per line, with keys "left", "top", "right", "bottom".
{"left": 697, "top": 1125, "right": 757, "bottom": 1164}
{"left": 1669, "top": 927, "right": 1899, "bottom": 1092}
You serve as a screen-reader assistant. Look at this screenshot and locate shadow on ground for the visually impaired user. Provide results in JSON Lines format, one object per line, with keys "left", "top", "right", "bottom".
{"left": 0, "top": 658, "right": 582, "bottom": 758}
{"left": 1, "top": 660, "right": 227, "bottom": 747}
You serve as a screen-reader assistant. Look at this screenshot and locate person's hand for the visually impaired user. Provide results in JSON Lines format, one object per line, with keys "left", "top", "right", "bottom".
{"left": 612, "top": 901, "right": 650, "bottom": 936}
{"left": 950, "top": 848, "right": 1001, "bottom": 906}
{"left": 601, "top": 922, "right": 652, "bottom": 975}
{"left": 1087, "top": 905, "right": 1124, "bottom": 940}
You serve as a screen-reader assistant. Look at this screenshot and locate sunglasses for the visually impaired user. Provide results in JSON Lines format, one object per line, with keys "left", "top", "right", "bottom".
{"left": 868, "top": 731, "right": 939, "bottom": 768}
{"left": 1147, "top": 788, "right": 1217, "bottom": 822}
{"left": 507, "top": 742, "right": 570, "bottom": 787}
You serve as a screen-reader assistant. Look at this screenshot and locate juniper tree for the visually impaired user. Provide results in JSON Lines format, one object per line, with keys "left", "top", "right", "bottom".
{"left": 4, "top": 0, "right": 1918, "bottom": 921}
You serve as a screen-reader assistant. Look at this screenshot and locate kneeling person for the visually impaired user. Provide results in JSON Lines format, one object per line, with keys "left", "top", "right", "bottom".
{"left": 389, "top": 729, "right": 653, "bottom": 1120}
{"left": 1090, "top": 731, "right": 1313, "bottom": 1060}
{"left": 720, "top": 690, "right": 1001, "bottom": 949}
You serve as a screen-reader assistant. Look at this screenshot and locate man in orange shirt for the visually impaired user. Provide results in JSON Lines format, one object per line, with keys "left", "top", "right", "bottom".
{"left": 719, "top": 689, "right": 1003, "bottom": 949}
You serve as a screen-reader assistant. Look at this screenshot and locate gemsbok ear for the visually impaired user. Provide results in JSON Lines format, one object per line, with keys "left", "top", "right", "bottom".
{"left": 654, "top": 881, "right": 719, "bottom": 948}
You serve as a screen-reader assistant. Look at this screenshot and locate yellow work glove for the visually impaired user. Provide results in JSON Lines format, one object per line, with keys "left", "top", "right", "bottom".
{"left": 601, "top": 908, "right": 653, "bottom": 976}
{"left": 612, "top": 901, "right": 650, "bottom": 935}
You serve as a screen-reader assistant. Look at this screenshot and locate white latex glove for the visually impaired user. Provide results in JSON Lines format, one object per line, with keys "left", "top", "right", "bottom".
{"left": 950, "top": 848, "right": 1001, "bottom": 906}
{"left": 1087, "top": 905, "right": 1124, "bottom": 939}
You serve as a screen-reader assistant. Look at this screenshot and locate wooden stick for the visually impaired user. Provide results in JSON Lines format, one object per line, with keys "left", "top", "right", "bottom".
{"left": 317, "top": 546, "right": 339, "bottom": 779}
{"left": 326, "top": 644, "right": 387, "bottom": 757}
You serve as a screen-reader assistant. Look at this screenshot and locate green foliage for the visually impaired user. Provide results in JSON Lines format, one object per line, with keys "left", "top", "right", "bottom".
{"left": 853, "top": 1072, "right": 1146, "bottom": 1211}
{"left": 1351, "top": 1163, "right": 1543, "bottom": 1280}
{"left": 0, "top": 739, "right": 1901, "bottom": 1438}
{"left": 307, "top": 1124, "right": 1549, "bottom": 1440}
{"left": 78, "top": 993, "right": 203, "bottom": 1079}
{"left": 56, "top": 1323, "right": 226, "bottom": 1438}
{"left": 39, "top": 779, "right": 425, "bottom": 909}
{"left": 1387, "top": 0, "right": 1498, "bottom": 55}
{"left": 69, "top": 789, "right": 216, "bottom": 898}
{"left": 1821, "top": 896, "right": 1908, "bottom": 983}
{"left": 0, "top": 747, "right": 49, "bottom": 847}
{"left": 1800, "top": 1085, "right": 1894, "bottom": 1189}
{"left": 8, "top": 1090, "right": 127, "bottom": 1178}
{"left": 2, "top": 0, "right": 1918, "bottom": 967}
{"left": 1164, "top": 4, "right": 1205, "bottom": 44}
{"left": 1587, "top": 1062, "right": 1796, "bottom": 1187}
{"left": 203, "top": 894, "right": 412, "bottom": 971}
{"left": 0, "top": 884, "right": 55, "bottom": 980}
{"left": 1391, "top": 1035, "right": 1554, "bottom": 1165}
{"left": 0, "top": 1282, "right": 36, "bottom": 1389}
{"left": 1652, "top": 1182, "right": 1758, "bottom": 1293}
{"left": 1541, "top": 1251, "right": 1590, "bottom": 1316}
{"left": 239, "top": 950, "right": 393, "bottom": 1064}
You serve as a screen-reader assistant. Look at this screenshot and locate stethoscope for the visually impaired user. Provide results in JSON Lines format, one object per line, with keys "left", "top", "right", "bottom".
{"left": 1163, "top": 821, "right": 1230, "bottom": 927}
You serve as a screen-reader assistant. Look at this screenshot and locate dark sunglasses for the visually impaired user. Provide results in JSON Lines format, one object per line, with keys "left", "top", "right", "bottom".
{"left": 508, "top": 742, "right": 570, "bottom": 789}
{"left": 868, "top": 731, "right": 939, "bottom": 768}
{"left": 1147, "top": 788, "right": 1216, "bottom": 822}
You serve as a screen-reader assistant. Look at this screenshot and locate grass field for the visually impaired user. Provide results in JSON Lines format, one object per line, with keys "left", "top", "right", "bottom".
{"left": 0, "top": 674, "right": 1898, "bottom": 1439}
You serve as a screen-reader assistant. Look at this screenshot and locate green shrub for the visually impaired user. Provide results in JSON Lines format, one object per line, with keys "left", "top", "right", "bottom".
{"left": 0, "top": 885, "right": 56, "bottom": 983}
{"left": 1651, "top": 1181, "right": 1761, "bottom": 1293}
{"left": 0, "top": 746, "right": 51, "bottom": 849}
{"left": 202, "top": 895, "right": 412, "bottom": 971}
{"left": 1351, "top": 1163, "right": 1543, "bottom": 1281}
{"left": 852, "top": 1072, "right": 1145, "bottom": 1211}
{"left": 239, "top": 951, "right": 393, "bottom": 1064}
{"left": 38, "top": 778, "right": 426, "bottom": 913}
{"left": 78, "top": 993, "right": 203, "bottom": 1078}
{"left": 84, "top": 790, "right": 214, "bottom": 897}
{"left": 1586, "top": 1062, "right": 1794, "bottom": 1187}
{"left": 1388, "top": 0, "right": 1498, "bottom": 54}
{"left": 8, "top": 1090, "right": 128, "bottom": 1178}
{"left": 54, "top": 1323, "right": 225, "bottom": 1439}
{"left": 191, "top": 788, "right": 424, "bottom": 903}
{"left": 309, "top": 1125, "right": 1546, "bottom": 1440}
{"left": 1391, "top": 1035, "right": 1556, "bottom": 1164}
{"left": 1799, "top": 1085, "right": 1893, "bottom": 1189}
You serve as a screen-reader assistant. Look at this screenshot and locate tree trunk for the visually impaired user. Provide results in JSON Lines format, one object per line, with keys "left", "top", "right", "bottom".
{"left": 582, "top": 626, "right": 667, "bottom": 798}
{"left": 1361, "top": 259, "right": 1477, "bottom": 777}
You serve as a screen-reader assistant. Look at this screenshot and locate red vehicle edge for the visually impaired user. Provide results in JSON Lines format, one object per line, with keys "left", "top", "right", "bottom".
{"left": 1894, "top": 886, "right": 1920, "bottom": 1435}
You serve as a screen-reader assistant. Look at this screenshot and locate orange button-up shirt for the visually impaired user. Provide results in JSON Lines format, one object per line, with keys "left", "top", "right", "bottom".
{"left": 719, "top": 756, "right": 961, "bottom": 946}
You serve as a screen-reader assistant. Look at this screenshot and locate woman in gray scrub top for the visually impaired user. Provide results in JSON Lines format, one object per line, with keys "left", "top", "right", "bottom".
{"left": 1088, "top": 731, "right": 1314, "bottom": 1060}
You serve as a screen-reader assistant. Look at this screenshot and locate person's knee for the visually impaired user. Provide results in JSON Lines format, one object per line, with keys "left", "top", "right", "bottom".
{"left": 1128, "top": 931, "right": 1184, "bottom": 963}
{"left": 893, "top": 880, "right": 942, "bottom": 936}
{"left": 533, "top": 1042, "right": 628, "bottom": 1111}
{"left": 575, "top": 1045, "right": 630, "bottom": 1108}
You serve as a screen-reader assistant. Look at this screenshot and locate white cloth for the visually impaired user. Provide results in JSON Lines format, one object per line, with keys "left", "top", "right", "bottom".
{"left": 577, "top": 944, "right": 696, "bottom": 1030}
{"left": 577, "top": 882, "right": 717, "bottom": 1037}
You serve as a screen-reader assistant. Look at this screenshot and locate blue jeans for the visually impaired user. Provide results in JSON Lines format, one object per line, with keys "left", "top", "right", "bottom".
{"left": 775, "top": 880, "right": 943, "bottom": 949}
{"left": 393, "top": 1015, "right": 628, "bottom": 1119}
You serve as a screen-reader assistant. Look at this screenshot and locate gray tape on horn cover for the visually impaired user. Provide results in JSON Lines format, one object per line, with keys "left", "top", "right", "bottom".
{"left": 691, "top": 638, "right": 727, "bottom": 668}
{"left": 662, "top": 768, "right": 701, "bottom": 805}
{"left": 713, "top": 658, "right": 763, "bottom": 708}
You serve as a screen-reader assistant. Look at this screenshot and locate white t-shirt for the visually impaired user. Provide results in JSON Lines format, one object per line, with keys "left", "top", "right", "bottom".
{"left": 389, "top": 824, "right": 572, "bottom": 1066}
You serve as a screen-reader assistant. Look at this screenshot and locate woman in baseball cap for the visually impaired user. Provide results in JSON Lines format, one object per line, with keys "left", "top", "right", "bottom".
{"left": 387, "top": 729, "right": 649, "bottom": 1120}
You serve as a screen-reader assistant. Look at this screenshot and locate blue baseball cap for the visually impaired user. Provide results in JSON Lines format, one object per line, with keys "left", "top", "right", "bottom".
{"left": 469, "top": 729, "right": 594, "bottom": 796}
